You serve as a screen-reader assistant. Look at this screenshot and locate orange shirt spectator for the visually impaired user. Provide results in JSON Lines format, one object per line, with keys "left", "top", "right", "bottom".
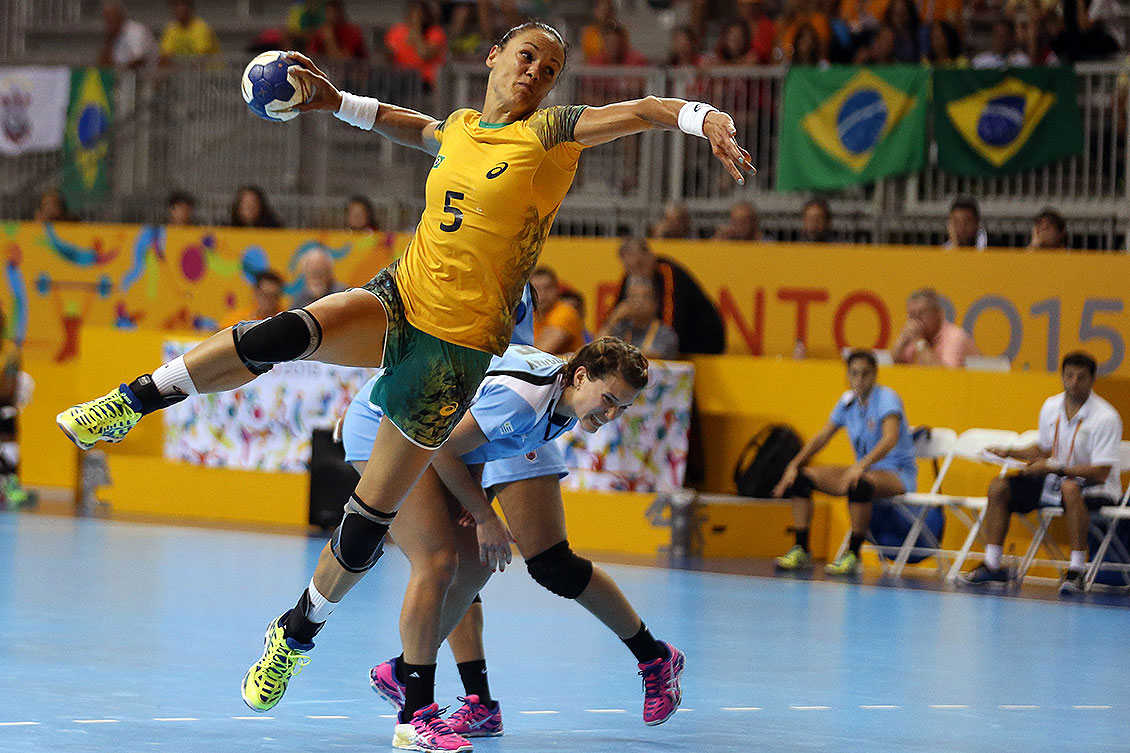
{"left": 307, "top": 0, "right": 367, "bottom": 60}
{"left": 529, "top": 267, "right": 586, "bottom": 356}
{"left": 385, "top": 2, "right": 447, "bottom": 89}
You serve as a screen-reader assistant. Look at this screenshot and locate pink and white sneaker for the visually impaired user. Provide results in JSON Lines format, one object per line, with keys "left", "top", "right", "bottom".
{"left": 445, "top": 694, "right": 503, "bottom": 738}
{"left": 370, "top": 657, "right": 406, "bottom": 712}
{"left": 392, "top": 703, "right": 473, "bottom": 752}
{"left": 638, "top": 641, "right": 685, "bottom": 725}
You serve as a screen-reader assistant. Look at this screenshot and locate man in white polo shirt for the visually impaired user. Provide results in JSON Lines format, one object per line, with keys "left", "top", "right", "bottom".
{"left": 959, "top": 352, "right": 1123, "bottom": 594}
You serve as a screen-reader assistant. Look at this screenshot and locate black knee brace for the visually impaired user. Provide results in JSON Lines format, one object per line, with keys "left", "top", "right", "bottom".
{"left": 526, "top": 540, "right": 593, "bottom": 599}
{"left": 848, "top": 478, "right": 874, "bottom": 502}
{"left": 232, "top": 309, "right": 322, "bottom": 375}
{"left": 784, "top": 472, "right": 814, "bottom": 499}
{"left": 330, "top": 493, "right": 396, "bottom": 573}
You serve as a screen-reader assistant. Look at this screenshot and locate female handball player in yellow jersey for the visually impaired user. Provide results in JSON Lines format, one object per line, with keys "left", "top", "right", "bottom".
{"left": 56, "top": 20, "right": 752, "bottom": 741}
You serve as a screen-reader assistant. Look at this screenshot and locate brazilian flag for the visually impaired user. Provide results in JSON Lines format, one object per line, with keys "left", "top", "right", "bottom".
{"left": 62, "top": 68, "right": 114, "bottom": 208}
{"left": 777, "top": 66, "right": 928, "bottom": 191}
{"left": 933, "top": 67, "right": 1082, "bottom": 176}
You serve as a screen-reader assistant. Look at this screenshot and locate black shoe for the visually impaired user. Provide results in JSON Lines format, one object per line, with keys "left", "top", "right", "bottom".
{"left": 1059, "top": 569, "right": 1086, "bottom": 595}
{"left": 956, "top": 563, "right": 1010, "bottom": 586}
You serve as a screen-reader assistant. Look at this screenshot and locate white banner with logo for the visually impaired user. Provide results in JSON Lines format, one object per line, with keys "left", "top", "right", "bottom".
{"left": 0, "top": 67, "right": 70, "bottom": 156}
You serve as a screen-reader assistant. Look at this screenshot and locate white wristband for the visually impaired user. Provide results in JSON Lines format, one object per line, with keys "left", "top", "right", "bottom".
{"left": 334, "top": 91, "right": 380, "bottom": 130}
{"left": 677, "top": 101, "right": 717, "bottom": 139}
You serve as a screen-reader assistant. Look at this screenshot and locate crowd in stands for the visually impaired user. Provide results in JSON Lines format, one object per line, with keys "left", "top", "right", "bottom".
{"left": 92, "top": 0, "right": 1124, "bottom": 75}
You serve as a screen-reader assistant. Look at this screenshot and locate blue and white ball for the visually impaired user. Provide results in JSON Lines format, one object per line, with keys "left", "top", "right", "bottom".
{"left": 241, "top": 51, "right": 310, "bottom": 122}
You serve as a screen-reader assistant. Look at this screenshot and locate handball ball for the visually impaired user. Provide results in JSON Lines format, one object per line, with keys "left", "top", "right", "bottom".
{"left": 241, "top": 51, "right": 311, "bottom": 122}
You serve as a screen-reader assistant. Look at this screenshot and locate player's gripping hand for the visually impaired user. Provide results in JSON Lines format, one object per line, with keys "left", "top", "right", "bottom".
{"left": 475, "top": 513, "right": 514, "bottom": 573}
{"left": 282, "top": 51, "right": 343, "bottom": 113}
{"left": 703, "top": 111, "right": 755, "bottom": 186}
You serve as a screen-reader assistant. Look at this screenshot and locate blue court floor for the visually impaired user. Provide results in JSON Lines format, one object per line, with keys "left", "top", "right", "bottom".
{"left": 1, "top": 510, "right": 1126, "bottom": 753}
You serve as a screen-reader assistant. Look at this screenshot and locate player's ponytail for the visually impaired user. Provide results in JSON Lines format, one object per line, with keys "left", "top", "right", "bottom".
{"left": 564, "top": 337, "right": 649, "bottom": 391}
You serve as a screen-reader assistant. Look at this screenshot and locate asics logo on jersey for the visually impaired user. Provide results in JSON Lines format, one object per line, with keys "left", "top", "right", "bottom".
{"left": 486, "top": 162, "right": 508, "bottom": 179}
{"left": 439, "top": 403, "right": 459, "bottom": 417}
{"left": 432, "top": 155, "right": 445, "bottom": 169}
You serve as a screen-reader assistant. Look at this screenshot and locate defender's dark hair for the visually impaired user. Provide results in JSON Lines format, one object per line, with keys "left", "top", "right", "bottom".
{"left": 845, "top": 349, "right": 878, "bottom": 370}
{"left": 1061, "top": 351, "right": 1096, "bottom": 378}
{"left": 564, "top": 336, "right": 649, "bottom": 392}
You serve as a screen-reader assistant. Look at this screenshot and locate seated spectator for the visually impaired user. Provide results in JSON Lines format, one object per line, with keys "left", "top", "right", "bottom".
{"left": 737, "top": 0, "right": 777, "bottom": 64}
{"left": 230, "top": 185, "right": 283, "bottom": 228}
{"left": 447, "top": 1, "right": 488, "bottom": 61}
{"left": 345, "top": 195, "right": 380, "bottom": 232}
{"left": 0, "top": 308, "right": 29, "bottom": 507}
{"left": 800, "top": 197, "right": 834, "bottom": 242}
{"left": 287, "top": 0, "right": 325, "bottom": 51}
{"left": 853, "top": 24, "right": 897, "bottom": 63}
{"left": 291, "top": 248, "right": 345, "bottom": 308}
{"left": 559, "top": 290, "right": 594, "bottom": 345}
{"left": 924, "top": 21, "right": 966, "bottom": 65}
{"left": 530, "top": 267, "right": 585, "bottom": 356}
{"left": 1014, "top": 0, "right": 1060, "bottom": 65}
{"left": 1051, "top": 0, "right": 1120, "bottom": 62}
{"left": 591, "top": 22, "right": 650, "bottom": 66}
{"left": 99, "top": 1, "right": 158, "bottom": 69}
{"left": 222, "top": 269, "right": 287, "bottom": 328}
{"left": 581, "top": 0, "right": 617, "bottom": 63}
{"left": 33, "top": 188, "right": 75, "bottom": 223}
{"left": 884, "top": 0, "right": 921, "bottom": 62}
{"left": 668, "top": 25, "right": 704, "bottom": 67}
{"left": 710, "top": 19, "right": 759, "bottom": 65}
{"left": 159, "top": 0, "right": 220, "bottom": 64}
{"left": 713, "top": 201, "right": 764, "bottom": 241}
{"left": 614, "top": 236, "right": 725, "bottom": 354}
{"left": 307, "top": 0, "right": 367, "bottom": 60}
{"left": 840, "top": 0, "right": 889, "bottom": 33}
{"left": 777, "top": 0, "right": 832, "bottom": 63}
{"left": 959, "top": 352, "right": 1122, "bottom": 594}
{"left": 166, "top": 191, "right": 196, "bottom": 226}
{"left": 598, "top": 278, "right": 680, "bottom": 360}
{"left": 773, "top": 349, "right": 919, "bottom": 575}
{"left": 789, "top": 22, "right": 829, "bottom": 65}
{"left": 385, "top": 1, "right": 448, "bottom": 90}
{"left": 892, "top": 287, "right": 980, "bottom": 368}
{"left": 972, "top": 18, "right": 1031, "bottom": 68}
{"left": 649, "top": 201, "right": 692, "bottom": 239}
{"left": 943, "top": 196, "right": 987, "bottom": 250}
{"left": 1028, "top": 206, "right": 1068, "bottom": 250}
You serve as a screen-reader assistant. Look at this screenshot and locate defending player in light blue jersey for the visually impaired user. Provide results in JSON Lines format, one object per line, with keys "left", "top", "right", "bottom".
{"left": 340, "top": 336, "right": 686, "bottom": 749}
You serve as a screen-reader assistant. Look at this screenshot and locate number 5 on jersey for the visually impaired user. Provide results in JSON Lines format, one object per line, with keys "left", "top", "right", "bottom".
{"left": 440, "top": 190, "right": 464, "bottom": 232}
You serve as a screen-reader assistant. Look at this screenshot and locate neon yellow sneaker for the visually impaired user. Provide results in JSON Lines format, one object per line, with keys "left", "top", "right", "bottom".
{"left": 241, "top": 614, "right": 313, "bottom": 712}
{"left": 824, "top": 551, "right": 861, "bottom": 576}
{"left": 775, "top": 545, "right": 814, "bottom": 570}
{"left": 56, "top": 384, "right": 145, "bottom": 450}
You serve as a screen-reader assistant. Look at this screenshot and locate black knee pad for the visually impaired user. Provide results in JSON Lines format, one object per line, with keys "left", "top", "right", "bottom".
{"left": 330, "top": 493, "right": 395, "bottom": 573}
{"left": 232, "top": 309, "right": 322, "bottom": 375}
{"left": 785, "top": 472, "right": 814, "bottom": 499}
{"left": 848, "top": 478, "right": 874, "bottom": 502}
{"left": 526, "top": 540, "right": 593, "bottom": 599}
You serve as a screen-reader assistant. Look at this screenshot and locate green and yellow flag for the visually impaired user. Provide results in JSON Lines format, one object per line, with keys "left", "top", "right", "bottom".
{"left": 933, "top": 67, "right": 1082, "bottom": 176}
{"left": 777, "top": 65, "right": 928, "bottom": 191}
{"left": 62, "top": 68, "right": 114, "bottom": 208}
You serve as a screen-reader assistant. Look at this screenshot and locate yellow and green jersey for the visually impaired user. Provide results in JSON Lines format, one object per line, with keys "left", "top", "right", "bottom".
{"left": 397, "top": 105, "right": 588, "bottom": 355}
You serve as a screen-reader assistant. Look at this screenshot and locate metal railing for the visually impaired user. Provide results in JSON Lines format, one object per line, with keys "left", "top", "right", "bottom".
{"left": 2, "top": 59, "right": 1128, "bottom": 248}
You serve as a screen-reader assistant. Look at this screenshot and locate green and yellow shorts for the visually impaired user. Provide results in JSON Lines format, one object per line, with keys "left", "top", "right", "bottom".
{"left": 360, "top": 262, "right": 492, "bottom": 449}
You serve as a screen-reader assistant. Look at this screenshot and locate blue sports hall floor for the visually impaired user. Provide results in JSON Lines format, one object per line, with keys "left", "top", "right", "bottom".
{"left": 1, "top": 509, "right": 1127, "bottom": 753}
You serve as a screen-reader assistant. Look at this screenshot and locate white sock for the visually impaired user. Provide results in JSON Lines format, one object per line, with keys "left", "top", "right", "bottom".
{"left": 1069, "top": 550, "right": 1086, "bottom": 572}
{"left": 152, "top": 356, "right": 199, "bottom": 398}
{"left": 305, "top": 578, "right": 337, "bottom": 623}
{"left": 985, "top": 544, "right": 1003, "bottom": 570}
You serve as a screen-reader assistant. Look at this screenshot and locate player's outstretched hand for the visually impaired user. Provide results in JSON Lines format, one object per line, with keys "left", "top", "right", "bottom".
{"left": 476, "top": 514, "right": 514, "bottom": 573}
{"left": 283, "top": 51, "right": 342, "bottom": 113}
{"left": 704, "top": 111, "right": 755, "bottom": 186}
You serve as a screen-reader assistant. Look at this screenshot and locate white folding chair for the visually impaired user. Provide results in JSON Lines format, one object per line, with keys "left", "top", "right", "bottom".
{"left": 1083, "top": 441, "right": 1130, "bottom": 591}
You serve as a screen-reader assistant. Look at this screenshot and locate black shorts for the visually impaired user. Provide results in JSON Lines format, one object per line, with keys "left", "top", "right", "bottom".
{"left": 1006, "top": 474, "right": 1112, "bottom": 513}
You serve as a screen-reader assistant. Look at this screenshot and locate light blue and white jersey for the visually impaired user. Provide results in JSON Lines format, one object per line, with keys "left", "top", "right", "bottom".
{"left": 341, "top": 284, "right": 569, "bottom": 484}
{"left": 829, "top": 384, "right": 917, "bottom": 493}
{"left": 460, "top": 344, "right": 573, "bottom": 465}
